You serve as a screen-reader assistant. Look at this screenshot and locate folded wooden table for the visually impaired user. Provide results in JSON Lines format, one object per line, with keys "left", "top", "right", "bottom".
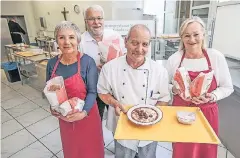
{"left": 114, "top": 106, "right": 220, "bottom": 144}
{"left": 15, "top": 51, "right": 41, "bottom": 57}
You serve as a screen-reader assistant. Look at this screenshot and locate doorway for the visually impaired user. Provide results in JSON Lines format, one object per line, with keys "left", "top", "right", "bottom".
{"left": 1, "top": 15, "right": 30, "bottom": 44}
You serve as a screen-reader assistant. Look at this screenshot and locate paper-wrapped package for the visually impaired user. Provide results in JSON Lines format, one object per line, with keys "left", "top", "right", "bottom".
{"left": 172, "top": 67, "right": 191, "bottom": 100}
{"left": 173, "top": 67, "right": 214, "bottom": 100}
{"left": 98, "top": 35, "right": 123, "bottom": 64}
{"left": 190, "top": 71, "right": 213, "bottom": 97}
{"left": 58, "top": 97, "right": 85, "bottom": 116}
{"left": 43, "top": 76, "right": 68, "bottom": 110}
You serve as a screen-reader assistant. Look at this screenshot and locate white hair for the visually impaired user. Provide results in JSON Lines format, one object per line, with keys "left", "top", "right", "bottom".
{"left": 178, "top": 16, "right": 206, "bottom": 51}
{"left": 84, "top": 5, "right": 104, "bottom": 19}
{"left": 54, "top": 21, "right": 81, "bottom": 44}
{"left": 126, "top": 24, "right": 151, "bottom": 40}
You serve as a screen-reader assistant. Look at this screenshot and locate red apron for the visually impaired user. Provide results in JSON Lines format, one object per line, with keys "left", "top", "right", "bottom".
{"left": 50, "top": 53, "right": 104, "bottom": 158}
{"left": 172, "top": 50, "right": 218, "bottom": 158}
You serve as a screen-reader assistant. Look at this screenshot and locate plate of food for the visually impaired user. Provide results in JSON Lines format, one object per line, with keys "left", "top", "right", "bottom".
{"left": 127, "top": 104, "right": 163, "bottom": 126}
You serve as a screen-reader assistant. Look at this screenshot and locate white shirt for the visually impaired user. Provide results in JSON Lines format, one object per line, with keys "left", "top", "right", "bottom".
{"left": 79, "top": 29, "right": 127, "bottom": 66}
{"left": 97, "top": 55, "right": 171, "bottom": 151}
{"left": 165, "top": 48, "right": 234, "bottom": 101}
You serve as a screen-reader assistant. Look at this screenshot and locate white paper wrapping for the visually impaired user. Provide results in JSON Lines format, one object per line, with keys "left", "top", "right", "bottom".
{"left": 173, "top": 67, "right": 214, "bottom": 100}
{"left": 190, "top": 71, "right": 214, "bottom": 97}
{"left": 43, "top": 76, "right": 68, "bottom": 110}
{"left": 58, "top": 97, "right": 85, "bottom": 116}
{"left": 98, "top": 35, "right": 123, "bottom": 64}
{"left": 173, "top": 67, "right": 191, "bottom": 101}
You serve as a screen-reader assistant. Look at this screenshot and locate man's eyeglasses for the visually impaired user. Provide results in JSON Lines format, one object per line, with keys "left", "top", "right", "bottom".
{"left": 85, "top": 17, "right": 103, "bottom": 22}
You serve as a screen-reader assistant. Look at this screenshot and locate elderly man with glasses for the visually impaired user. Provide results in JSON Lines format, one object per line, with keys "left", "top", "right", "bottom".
{"left": 80, "top": 5, "right": 126, "bottom": 122}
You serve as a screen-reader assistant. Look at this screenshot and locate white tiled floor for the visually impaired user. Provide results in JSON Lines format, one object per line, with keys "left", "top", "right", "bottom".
{"left": 0, "top": 70, "right": 236, "bottom": 158}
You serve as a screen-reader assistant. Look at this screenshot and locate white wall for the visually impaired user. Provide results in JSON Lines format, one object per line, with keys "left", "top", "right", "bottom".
{"left": 1, "top": 1, "right": 113, "bottom": 41}
{"left": 31, "top": 1, "right": 113, "bottom": 37}
{"left": 1, "top": 18, "right": 13, "bottom": 61}
{"left": 112, "top": 1, "right": 144, "bottom": 20}
{"left": 1, "top": 1, "right": 154, "bottom": 42}
{"left": 143, "top": 0, "right": 165, "bottom": 35}
{"left": 1, "top": 1, "right": 37, "bottom": 42}
{"left": 164, "top": 0, "right": 178, "bottom": 34}
{"left": 212, "top": 3, "right": 240, "bottom": 60}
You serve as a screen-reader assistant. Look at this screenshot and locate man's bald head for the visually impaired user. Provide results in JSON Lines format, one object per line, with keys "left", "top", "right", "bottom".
{"left": 124, "top": 24, "right": 151, "bottom": 65}
{"left": 126, "top": 24, "right": 151, "bottom": 40}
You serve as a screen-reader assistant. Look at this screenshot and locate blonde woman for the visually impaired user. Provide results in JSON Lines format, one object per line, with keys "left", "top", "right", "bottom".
{"left": 166, "top": 17, "right": 233, "bottom": 158}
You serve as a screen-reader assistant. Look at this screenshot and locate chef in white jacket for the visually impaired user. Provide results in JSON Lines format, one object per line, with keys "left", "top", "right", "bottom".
{"left": 97, "top": 24, "right": 171, "bottom": 158}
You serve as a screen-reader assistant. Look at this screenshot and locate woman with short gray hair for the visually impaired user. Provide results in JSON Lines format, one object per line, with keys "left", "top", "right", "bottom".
{"left": 54, "top": 21, "right": 82, "bottom": 43}
{"left": 46, "top": 21, "right": 104, "bottom": 158}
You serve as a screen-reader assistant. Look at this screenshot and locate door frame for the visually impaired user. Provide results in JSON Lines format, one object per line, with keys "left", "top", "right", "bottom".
{"left": 1, "top": 15, "right": 30, "bottom": 44}
{"left": 209, "top": 1, "right": 240, "bottom": 48}
{"left": 189, "top": 0, "right": 218, "bottom": 48}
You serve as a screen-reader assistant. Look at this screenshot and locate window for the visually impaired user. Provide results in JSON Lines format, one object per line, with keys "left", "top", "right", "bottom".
{"left": 192, "top": 0, "right": 210, "bottom": 7}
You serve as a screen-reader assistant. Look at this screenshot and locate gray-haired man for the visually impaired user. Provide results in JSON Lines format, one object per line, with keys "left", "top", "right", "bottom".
{"left": 79, "top": 5, "right": 126, "bottom": 120}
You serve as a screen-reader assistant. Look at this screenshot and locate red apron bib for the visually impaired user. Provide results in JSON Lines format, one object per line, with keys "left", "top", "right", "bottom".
{"left": 172, "top": 50, "right": 218, "bottom": 158}
{"left": 50, "top": 53, "right": 104, "bottom": 158}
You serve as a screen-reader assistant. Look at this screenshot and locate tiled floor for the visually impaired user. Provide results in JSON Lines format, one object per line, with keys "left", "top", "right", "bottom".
{"left": 0, "top": 69, "right": 237, "bottom": 158}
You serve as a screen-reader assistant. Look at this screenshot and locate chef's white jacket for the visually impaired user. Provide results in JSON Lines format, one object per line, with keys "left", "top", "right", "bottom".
{"left": 97, "top": 55, "right": 171, "bottom": 151}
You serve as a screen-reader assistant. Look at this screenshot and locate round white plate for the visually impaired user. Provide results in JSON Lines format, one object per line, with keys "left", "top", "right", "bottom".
{"left": 127, "top": 104, "right": 163, "bottom": 126}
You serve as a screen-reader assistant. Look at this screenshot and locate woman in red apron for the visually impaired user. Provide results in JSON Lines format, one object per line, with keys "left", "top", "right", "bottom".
{"left": 172, "top": 49, "right": 218, "bottom": 158}
{"left": 46, "top": 21, "right": 104, "bottom": 158}
{"left": 169, "top": 17, "right": 218, "bottom": 158}
{"left": 167, "top": 16, "right": 233, "bottom": 158}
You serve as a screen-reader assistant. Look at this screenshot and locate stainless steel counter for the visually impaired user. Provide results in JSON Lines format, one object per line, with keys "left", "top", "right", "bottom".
{"left": 13, "top": 53, "right": 48, "bottom": 87}
{"left": 29, "top": 60, "right": 47, "bottom": 92}
{"left": 4, "top": 43, "right": 60, "bottom": 92}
